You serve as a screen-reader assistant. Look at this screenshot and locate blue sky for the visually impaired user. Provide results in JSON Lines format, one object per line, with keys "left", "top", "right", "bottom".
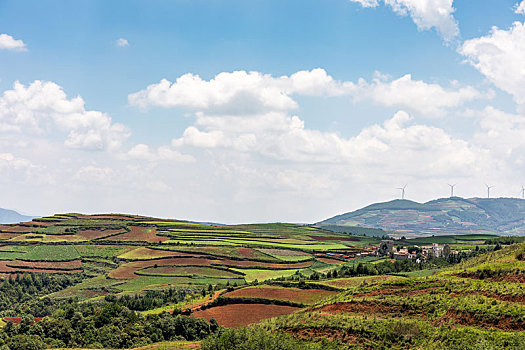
{"left": 1, "top": 0, "right": 525, "bottom": 223}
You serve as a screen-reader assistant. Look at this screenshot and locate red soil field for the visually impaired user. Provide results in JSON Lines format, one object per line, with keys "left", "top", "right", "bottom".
{"left": 239, "top": 248, "right": 258, "bottom": 258}
{"left": 0, "top": 225, "right": 33, "bottom": 233}
{"left": 77, "top": 229, "right": 126, "bottom": 240}
{"left": 223, "top": 286, "right": 337, "bottom": 305}
{"left": 7, "top": 260, "right": 82, "bottom": 270}
{"left": 192, "top": 303, "right": 299, "bottom": 328}
{"left": 102, "top": 226, "right": 168, "bottom": 243}
{"left": 0, "top": 261, "right": 81, "bottom": 274}
{"left": 110, "top": 256, "right": 312, "bottom": 279}
{"left": 0, "top": 233, "right": 22, "bottom": 240}
{"left": 3, "top": 317, "right": 44, "bottom": 325}
{"left": 308, "top": 235, "right": 358, "bottom": 242}
{"left": 317, "top": 257, "right": 346, "bottom": 265}
{"left": 26, "top": 221, "right": 56, "bottom": 226}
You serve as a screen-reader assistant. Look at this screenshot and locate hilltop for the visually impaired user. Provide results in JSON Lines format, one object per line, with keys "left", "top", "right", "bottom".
{"left": 317, "top": 197, "right": 525, "bottom": 236}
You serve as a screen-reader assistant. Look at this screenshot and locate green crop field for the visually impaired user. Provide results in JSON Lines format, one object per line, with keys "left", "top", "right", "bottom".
{"left": 22, "top": 245, "right": 80, "bottom": 261}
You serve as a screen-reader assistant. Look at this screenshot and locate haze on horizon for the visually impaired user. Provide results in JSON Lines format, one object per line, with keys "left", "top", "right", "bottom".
{"left": 1, "top": 0, "right": 525, "bottom": 224}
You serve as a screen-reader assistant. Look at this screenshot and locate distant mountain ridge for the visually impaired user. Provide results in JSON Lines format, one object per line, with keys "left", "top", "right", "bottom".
{"left": 317, "top": 197, "right": 525, "bottom": 236}
{"left": 0, "top": 208, "right": 35, "bottom": 224}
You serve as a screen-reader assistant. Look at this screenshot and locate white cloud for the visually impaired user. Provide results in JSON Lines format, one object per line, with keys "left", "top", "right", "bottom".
{"left": 127, "top": 144, "right": 195, "bottom": 162}
{"left": 348, "top": 0, "right": 458, "bottom": 40}
{"left": 516, "top": 1, "right": 525, "bottom": 14}
{"left": 353, "top": 73, "right": 489, "bottom": 116}
{"left": 473, "top": 106, "right": 525, "bottom": 167}
{"left": 116, "top": 38, "right": 129, "bottom": 47}
{"left": 347, "top": 111, "right": 479, "bottom": 176}
{"left": 460, "top": 22, "right": 525, "bottom": 109}
{"left": 0, "top": 34, "right": 27, "bottom": 51}
{"left": 170, "top": 108, "right": 481, "bottom": 174}
{"left": 74, "top": 165, "right": 116, "bottom": 183}
{"left": 130, "top": 69, "right": 485, "bottom": 117}
{"left": 0, "top": 80, "right": 130, "bottom": 151}
{"left": 385, "top": 0, "right": 458, "bottom": 40}
{"left": 348, "top": 0, "right": 379, "bottom": 8}
{"left": 129, "top": 71, "right": 299, "bottom": 114}
{"left": 0, "top": 153, "right": 35, "bottom": 183}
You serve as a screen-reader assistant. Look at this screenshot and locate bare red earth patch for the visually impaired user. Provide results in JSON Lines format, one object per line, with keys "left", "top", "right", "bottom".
{"left": 0, "top": 260, "right": 81, "bottom": 274}
{"left": 0, "top": 233, "right": 22, "bottom": 240}
{"left": 77, "top": 229, "right": 126, "bottom": 240}
{"left": 192, "top": 303, "right": 299, "bottom": 328}
{"left": 7, "top": 260, "right": 82, "bottom": 270}
{"left": 435, "top": 309, "right": 525, "bottom": 331}
{"left": 0, "top": 225, "right": 33, "bottom": 233}
{"left": 239, "top": 248, "right": 258, "bottom": 258}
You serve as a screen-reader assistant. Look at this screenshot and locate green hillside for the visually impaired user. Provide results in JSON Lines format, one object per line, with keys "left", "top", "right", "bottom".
{"left": 317, "top": 197, "right": 525, "bottom": 236}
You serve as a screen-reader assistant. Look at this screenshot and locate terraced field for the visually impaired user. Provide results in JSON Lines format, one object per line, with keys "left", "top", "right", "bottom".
{"left": 0, "top": 213, "right": 373, "bottom": 299}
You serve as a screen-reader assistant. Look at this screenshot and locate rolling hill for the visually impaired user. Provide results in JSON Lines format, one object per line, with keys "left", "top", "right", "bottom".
{"left": 317, "top": 197, "right": 525, "bottom": 236}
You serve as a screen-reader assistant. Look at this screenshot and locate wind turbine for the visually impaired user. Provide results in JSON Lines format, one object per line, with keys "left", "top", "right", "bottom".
{"left": 520, "top": 185, "right": 525, "bottom": 200}
{"left": 448, "top": 184, "right": 456, "bottom": 198}
{"left": 486, "top": 184, "right": 494, "bottom": 199}
{"left": 397, "top": 184, "right": 407, "bottom": 200}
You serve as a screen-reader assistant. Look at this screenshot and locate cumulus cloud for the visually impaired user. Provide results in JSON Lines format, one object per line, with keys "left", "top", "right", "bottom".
{"left": 169, "top": 108, "right": 480, "bottom": 174}
{"left": 353, "top": 73, "right": 489, "bottom": 116}
{"left": 0, "top": 34, "right": 27, "bottom": 51}
{"left": 0, "top": 80, "right": 130, "bottom": 151}
{"left": 348, "top": 0, "right": 458, "bottom": 40}
{"left": 129, "top": 71, "right": 298, "bottom": 114}
{"left": 516, "top": 1, "right": 525, "bottom": 14}
{"left": 385, "top": 0, "right": 458, "bottom": 40}
{"left": 460, "top": 22, "right": 525, "bottom": 109}
{"left": 473, "top": 106, "right": 525, "bottom": 167}
{"left": 348, "top": 0, "right": 380, "bottom": 7}
{"left": 116, "top": 38, "right": 129, "bottom": 47}
{"left": 130, "top": 69, "right": 485, "bottom": 117}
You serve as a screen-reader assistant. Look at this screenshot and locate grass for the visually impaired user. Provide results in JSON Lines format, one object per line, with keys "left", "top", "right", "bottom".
{"left": 232, "top": 268, "right": 306, "bottom": 283}
{"left": 118, "top": 247, "right": 180, "bottom": 260}
{"left": 50, "top": 275, "right": 125, "bottom": 299}
{"left": 116, "top": 276, "right": 245, "bottom": 292}
{"left": 75, "top": 245, "right": 134, "bottom": 258}
{"left": 23, "top": 245, "right": 80, "bottom": 261}
{"left": 316, "top": 275, "right": 406, "bottom": 289}
{"left": 142, "top": 293, "right": 214, "bottom": 315}
{"left": 136, "top": 266, "right": 242, "bottom": 278}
